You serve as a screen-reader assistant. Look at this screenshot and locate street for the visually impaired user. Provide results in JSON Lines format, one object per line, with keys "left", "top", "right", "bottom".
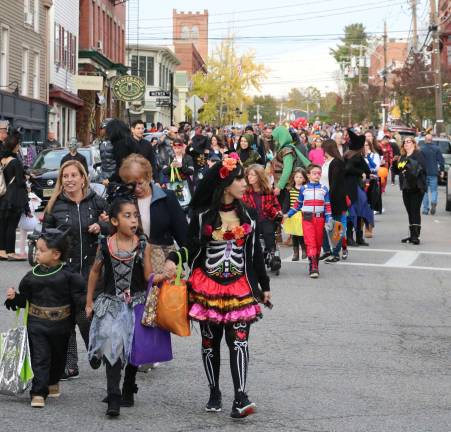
{"left": 1, "top": 183, "right": 451, "bottom": 432}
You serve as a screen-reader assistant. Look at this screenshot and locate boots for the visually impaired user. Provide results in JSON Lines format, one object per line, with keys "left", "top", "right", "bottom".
{"left": 309, "top": 256, "right": 319, "bottom": 278}
{"left": 356, "top": 230, "right": 369, "bottom": 246}
{"left": 364, "top": 225, "right": 373, "bottom": 238}
{"left": 401, "top": 225, "right": 412, "bottom": 243}
{"left": 301, "top": 243, "right": 307, "bottom": 260}
{"left": 411, "top": 225, "right": 421, "bottom": 245}
{"left": 106, "top": 394, "right": 121, "bottom": 417}
{"left": 346, "top": 225, "right": 357, "bottom": 246}
{"left": 121, "top": 366, "right": 138, "bottom": 407}
{"left": 430, "top": 203, "right": 437, "bottom": 215}
{"left": 292, "top": 246, "right": 299, "bottom": 261}
{"left": 205, "top": 386, "right": 222, "bottom": 412}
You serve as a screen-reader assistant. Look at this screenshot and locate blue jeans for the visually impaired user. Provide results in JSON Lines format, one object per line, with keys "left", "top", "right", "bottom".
{"left": 322, "top": 214, "right": 347, "bottom": 257}
{"left": 422, "top": 175, "right": 438, "bottom": 211}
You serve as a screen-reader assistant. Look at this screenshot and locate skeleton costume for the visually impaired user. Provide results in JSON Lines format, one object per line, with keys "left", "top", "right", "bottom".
{"left": 170, "top": 154, "right": 270, "bottom": 418}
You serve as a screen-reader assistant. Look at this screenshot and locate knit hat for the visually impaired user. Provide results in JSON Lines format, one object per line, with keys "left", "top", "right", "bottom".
{"left": 347, "top": 128, "right": 365, "bottom": 150}
{"left": 243, "top": 133, "right": 254, "bottom": 146}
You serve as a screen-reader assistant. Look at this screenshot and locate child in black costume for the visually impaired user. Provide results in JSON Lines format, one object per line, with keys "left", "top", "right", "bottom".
{"left": 5, "top": 228, "right": 85, "bottom": 408}
{"left": 86, "top": 198, "right": 165, "bottom": 417}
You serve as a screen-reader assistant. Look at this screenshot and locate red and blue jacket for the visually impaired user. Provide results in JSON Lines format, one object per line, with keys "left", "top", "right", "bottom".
{"left": 287, "top": 182, "right": 331, "bottom": 220}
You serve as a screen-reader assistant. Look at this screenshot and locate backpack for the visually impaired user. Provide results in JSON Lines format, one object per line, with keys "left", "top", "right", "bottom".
{"left": 0, "top": 160, "right": 14, "bottom": 197}
{"left": 271, "top": 144, "right": 310, "bottom": 185}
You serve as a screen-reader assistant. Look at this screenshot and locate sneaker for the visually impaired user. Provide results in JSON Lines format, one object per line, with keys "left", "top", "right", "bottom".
{"left": 60, "top": 368, "right": 79, "bottom": 381}
{"left": 430, "top": 204, "right": 437, "bottom": 215}
{"left": 325, "top": 255, "right": 340, "bottom": 263}
{"left": 319, "top": 252, "right": 331, "bottom": 261}
{"left": 31, "top": 396, "right": 45, "bottom": 408}
{"left": 309, "top": 270, "right": 319, "bottom": 279}
{"left": 422, "top": 209, "right": 429, "bottom": 215}
{"left": 341, "top": 249, "right": 348, "bottom": 260}
{"left": 205, "top": 387, "right": 222, "bottom": 412}
{"left": 230, "top": 393, "right": 256, "bottom": 419}
{"left": 48, "top": 384, "right": 61, "bottom": 398}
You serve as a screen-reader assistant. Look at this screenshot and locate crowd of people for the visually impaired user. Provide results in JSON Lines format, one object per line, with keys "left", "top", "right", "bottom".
{"left": 0, "top": 116, "right": 445, "bottom": 419}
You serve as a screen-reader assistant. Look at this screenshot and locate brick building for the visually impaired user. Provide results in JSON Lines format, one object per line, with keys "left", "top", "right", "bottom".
{"left": 48, "top": 0, "right": 83, "bottom": 145}
{"left": 77, "top": 0, "right": 127, "bottom": 144}
{"left": 172, "top": 9, "right": 208, "bottom": 76}
{"left": 368, "top": 41, "right": 408, "bottom": 88}
{"left": 439, "top": 0, "right": 451, "bottom": 71}
{"left": 0, "top": 0, "right": 52, "bottom": 142}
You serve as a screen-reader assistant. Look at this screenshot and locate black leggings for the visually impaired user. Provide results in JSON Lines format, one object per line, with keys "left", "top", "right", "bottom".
{"left": 260, "top": 219, "right": 276, "bottom": 252}
{"left": 105, "top": 359, "right": 138, "bottom": 397}
{"left": 402, "top": 189, "right": 424, "bottom": 226}
{"left": 200, "top": 321, "right": 251, "bottom": 398}
{"left": 292, "top": 235, "right": 304, "bottom": 248}
{"left": 0, "top": 209, "right": 22, "bottom": 253}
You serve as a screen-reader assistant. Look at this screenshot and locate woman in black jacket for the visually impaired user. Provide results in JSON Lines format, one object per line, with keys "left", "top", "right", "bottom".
{"left": 320, "top": 139, "right": 349, "bottom": 262}
{"left": 169, "top": 154, "right": 271, "bottom": 419}
{"left": 0, "top": 133, "right": 29, "bottom": 260}
{"left": 44, "top": 159, "right": 108, "bottom": 379}
{"left": 393, "top": 136, "right": 427, "bottom": 244}
{"left": 344, "top": 129, "right": 373, "bottom": 246}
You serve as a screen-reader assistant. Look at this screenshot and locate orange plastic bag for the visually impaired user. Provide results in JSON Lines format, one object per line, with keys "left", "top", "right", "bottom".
{"left": 156, "top": 251, "right": 191, "bottom": 337}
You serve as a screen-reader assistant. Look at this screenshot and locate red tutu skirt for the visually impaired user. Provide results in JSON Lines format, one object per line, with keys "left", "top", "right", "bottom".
{"left": 188, "top": 268, "right": 262, "bottom": 324}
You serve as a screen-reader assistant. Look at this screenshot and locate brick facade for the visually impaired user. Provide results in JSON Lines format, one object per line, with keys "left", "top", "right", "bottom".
{"left": 439, "top": 0, "right": 451, "bottom": 70}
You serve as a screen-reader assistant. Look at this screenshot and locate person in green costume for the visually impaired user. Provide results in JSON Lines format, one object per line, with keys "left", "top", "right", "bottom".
{"left": 271, "top": 126, "right": 310, "bottom": 198}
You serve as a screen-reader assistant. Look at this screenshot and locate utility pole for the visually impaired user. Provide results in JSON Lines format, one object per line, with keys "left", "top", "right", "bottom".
{"left": 255, "top": 104, "right": 261, "bottom": 123}
{"left": 170, "top": 72, "right": 174, "bottom": 126}
{"left": 279, "top": 102, "right": 284, "bottom": 123}
{"left": 430, "top": 0, "right": 444, "bottom": 135}
{"left": 410, "top": 0, "right": 418, "bottom": 51}
{"left": 382, "top": 20, "right": 388, "bottom": 128}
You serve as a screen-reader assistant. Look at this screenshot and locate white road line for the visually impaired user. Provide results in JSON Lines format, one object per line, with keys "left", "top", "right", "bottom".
{"left": 345, "top": 247, "right": 451, "bottom": 256}
{"left": 384, "top": 251, "right": 418, "bottom": 267}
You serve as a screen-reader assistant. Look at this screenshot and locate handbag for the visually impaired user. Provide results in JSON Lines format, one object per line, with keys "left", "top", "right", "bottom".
{"left": 156, "top": 251, "right": 191, "bottom": 337}
{"left": 167, "top": 166, "right": 191, "bottom": 208}
{"left": 0, "top": 303, "right": 34, "bottom": 396}
{"left": 0, "top": 160, "right": 15, "bottom": 198}
{"left": 18, "top": 214, "right": 38, "bottom": 232}
{"left": 129, "top": 275, "right": 173, "bottom": 366}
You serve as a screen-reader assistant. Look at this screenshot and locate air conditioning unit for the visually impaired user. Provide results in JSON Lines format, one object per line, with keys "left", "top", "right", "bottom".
{"left": 96, "top": 40, "right": 103, "bottom": 52}
{"left": 24, "top": 12, "right": 33, "bottom": 26}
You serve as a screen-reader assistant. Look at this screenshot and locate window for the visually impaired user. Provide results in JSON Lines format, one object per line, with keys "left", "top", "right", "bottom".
{"left": 0, "top": 27, "right": 9, "bottom": 88}
{"left": 24, "top": 0, "right": 33, "bottom": 26}
{"left": 131, "top": 55, "right": 155, "bottom": 86}
{"left": 181, "top": 26, "right": 190, "bottom": 39}
{"left": 448, "top": 46, "right": 451, "bottom": 67}
{"left": 191, "top": 26, "right": 199, "bottom": 40}
{"left": 34, "top": 0, "right": 39, "bottom": 32}
{"left": 54, "top": 23, "right": 60, "bottom": 65}
{"left": 146, "top": 57, "right": 154, "bottom": 86}
{"left": 138, "top": 56, "right": 146, "bottom": 82}
{"left": 54, "top": 24, "right": 76, "bottom": 73}
{"left": 21, "top": 48, "right": 29, "bottom": 96}
{"left": 32, "top": 52, "right": 39, "bottom": 99}
{"left": 63, "top": 29, "right": 68, "bottom": 67}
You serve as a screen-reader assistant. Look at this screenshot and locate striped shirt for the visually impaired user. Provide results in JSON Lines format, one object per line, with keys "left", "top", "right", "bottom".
{"left": 287, "top": 182, "right": 331, "bottom": 219}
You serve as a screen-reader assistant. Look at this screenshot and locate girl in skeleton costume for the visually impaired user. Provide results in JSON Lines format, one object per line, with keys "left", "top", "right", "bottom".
{"left": 170, "top": 153, "right": 272, "bottom": 419}
{"left": 85, "top": 197, "right": 165, "bottom": 417}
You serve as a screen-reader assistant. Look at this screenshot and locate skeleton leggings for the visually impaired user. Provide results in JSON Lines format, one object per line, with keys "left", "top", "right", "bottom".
{"left": 200, "top": 321, "right": 251, "bottom": 398}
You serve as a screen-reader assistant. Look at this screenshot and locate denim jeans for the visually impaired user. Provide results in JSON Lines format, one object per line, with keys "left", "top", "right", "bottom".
{"left": 322, "top": 214, "right": 347, "bottom": 257}
{"left": 422, "top": 175, "right": 438, "bottom": 211}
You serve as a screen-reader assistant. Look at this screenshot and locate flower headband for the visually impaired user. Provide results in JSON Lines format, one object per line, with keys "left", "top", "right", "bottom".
{"left": 219, "top": 152, "right": 241, "bottom": 179}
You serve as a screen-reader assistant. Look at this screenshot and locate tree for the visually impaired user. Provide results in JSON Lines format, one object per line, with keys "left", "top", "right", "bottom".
{"left": 190, "top": 37, "right": 266, "bottom": 125}
{"left": 248, "top": 95, "right": 277, "bottom": 124}
{"left": 286, "top": 86, "right": 321, "bottom": 119}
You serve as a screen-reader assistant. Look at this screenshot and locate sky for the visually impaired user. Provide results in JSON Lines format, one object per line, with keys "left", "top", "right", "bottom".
{"left": 128, "top": 0, "right": 430, "bottom": 97}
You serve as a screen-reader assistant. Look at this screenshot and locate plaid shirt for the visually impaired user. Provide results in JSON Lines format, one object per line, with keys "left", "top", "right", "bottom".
{"left": 242, "top": 189, "right": 281, "bottom": 221}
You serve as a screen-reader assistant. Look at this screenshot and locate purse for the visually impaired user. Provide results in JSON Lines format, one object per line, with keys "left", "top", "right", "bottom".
{"left": 141, "top": 283, "right": 159, "bottom": 327}
{"left": 167, "top": 166, "right": 191, "bottom": 208}
{"left": 129, "top": 275, "right": 173, "bottom": 366}
{"left": 0, "top": 303, "right": 34, "bottom": 396}
{"left": 156, "top": 251, "right": 191, "bottom": 337}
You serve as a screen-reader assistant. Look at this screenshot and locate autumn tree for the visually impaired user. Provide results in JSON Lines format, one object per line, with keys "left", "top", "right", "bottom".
{"left": 190, "top": 37, "right": 266, "bottom": 125}
{"left": 248, "top": 95, "right": 277, "bottom": 124}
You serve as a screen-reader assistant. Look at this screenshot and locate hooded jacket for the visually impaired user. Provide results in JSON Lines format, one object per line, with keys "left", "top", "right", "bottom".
{"left": 43, "top": 190, "right": 108, "bottom": 279}
{"left": 271, "top": 126, "right": 310, "bottom": 190}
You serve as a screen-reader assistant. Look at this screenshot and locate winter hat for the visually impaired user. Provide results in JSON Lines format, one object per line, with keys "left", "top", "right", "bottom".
{"left": 243, "top": 134, "right": 254, "bottom": 146}
{"left": 347, "top": 128, "right": 365, "bottom": 150}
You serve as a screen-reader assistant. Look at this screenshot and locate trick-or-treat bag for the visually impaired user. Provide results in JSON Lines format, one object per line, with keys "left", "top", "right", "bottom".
{"left": 0, "top": 303, "right": 34, "bottom": 396}
{"left": 156, "top": 250, "right": 191, "bottom": 337}
{"left": 130, "top": 275, "right": 173, "bottom": 366}
{"left": 167, "top": 167, "right": 191, "bottom": 208}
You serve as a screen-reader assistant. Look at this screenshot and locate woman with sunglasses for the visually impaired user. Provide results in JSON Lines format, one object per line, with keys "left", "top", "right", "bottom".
{"left": 393, "top": 137, "right": 427, "bottom": 244}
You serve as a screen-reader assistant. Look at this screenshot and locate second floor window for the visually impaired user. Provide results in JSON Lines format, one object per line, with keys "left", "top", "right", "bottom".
{"left": 131, "top": 55, "right": 154, "bottom": 86}
{"left": 54, "top": 24, "right": 76, "bottom": 74}
{"left": 0, "top": 27, "right": 9, "bottom": 88}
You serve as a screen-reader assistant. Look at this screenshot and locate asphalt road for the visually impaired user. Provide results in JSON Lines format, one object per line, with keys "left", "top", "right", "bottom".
{"left": 1, "top": 184, "right": 451, "bottom": 432}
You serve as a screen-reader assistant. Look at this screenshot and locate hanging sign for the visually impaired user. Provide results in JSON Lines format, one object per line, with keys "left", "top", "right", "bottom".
{"left": 112, "top": 75, "right": 146, "bottom": 101}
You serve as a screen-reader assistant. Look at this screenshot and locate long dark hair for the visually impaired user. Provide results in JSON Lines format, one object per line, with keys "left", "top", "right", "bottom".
{"left": 106, "top": 119, "right": 130, "bottom": 144}
{"left": 322, "top": 139, "right": 342, "bottom": 160}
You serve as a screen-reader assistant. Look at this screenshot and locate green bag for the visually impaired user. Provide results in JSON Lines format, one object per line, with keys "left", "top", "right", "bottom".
{"left": 0, "top": 302, "right": 34, "bottom": 395}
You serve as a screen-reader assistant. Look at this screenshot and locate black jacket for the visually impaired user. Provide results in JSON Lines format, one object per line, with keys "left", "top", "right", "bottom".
{"left": 344, "top": 154, "right": 370, "bottom": 204}
{"left": 60, "top": 152, "right": 89, "bottom": 174}
{"left": 130, "top": 136, "right": 158, "bottom": 182}
{"left": 170, "top": 203, "right": 270, "bottom": 301}
{"left": 0, "top": 151, "right": 28, "bottom": 211}
{"left": 394, "top": 151, "right": 427, "bottom": 192}
{"left": 43, "top": 190, "right": 108, "bottom": 279}
{"left": 146, "top": 183, "right": 188, "bottom": 247}
{"left": 328, "top": 158, "right": 348, "bottom": 216}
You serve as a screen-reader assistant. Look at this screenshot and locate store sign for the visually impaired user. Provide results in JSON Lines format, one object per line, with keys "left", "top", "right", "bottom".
{"left": 112, "top": 76, "right": 146, "bottom": 101}
{"left": 149, "top": 90, "right": 170, "bottom": 97}
{"left": 74, "top": 75, "right": 104, "bottom": 91}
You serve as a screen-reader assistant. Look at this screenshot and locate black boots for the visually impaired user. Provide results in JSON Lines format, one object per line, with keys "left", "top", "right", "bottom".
{"left": 121, "top": 382, "right": 138, "bottom": 407}
{"left": 356, "top": 230, "right": 369, "bottom": 246}
{"left": 401, "top": 225, "right": 412, "bottom": 243}
{"left": 205, "top": 386, "right": 222, "bottom": 412}
{"left": 401, "top": 225, "right": 421, "bottom": 245}
{"left": 106, "top": 394, "right": 121, "bottom": 417}
{"left": 292, "top": 246, "right": 300, "bottom": 261}
{"left": 309, "top": 256, "right": 319, "bottom": 278}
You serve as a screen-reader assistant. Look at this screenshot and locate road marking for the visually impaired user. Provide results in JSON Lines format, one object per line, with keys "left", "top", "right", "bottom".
{"left": 345, "top": 247, "right": 451, "bottom": 256}
{"left": 384, "top": 251, "right": 418, "bottom": 267}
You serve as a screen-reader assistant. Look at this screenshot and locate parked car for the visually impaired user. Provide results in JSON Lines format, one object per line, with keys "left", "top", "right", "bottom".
{"left": 28, "top": 147, "right": 102, "bottom": 205}
{"left": 418, "top": 137, "right": 451, "bottom": 185}
{"left": 446, "top": 165, "right": 451, "bottom": 211}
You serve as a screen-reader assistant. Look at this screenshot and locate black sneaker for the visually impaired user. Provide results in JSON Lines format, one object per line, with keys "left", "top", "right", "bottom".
{"left": 60, "top": 368, "right": 79, "bottom": 381}
{"left": 319, "top": 252, "right": 331, "bottom": 260}
{"left": 230, "top": 393, "right": 256, "bottom": 419}
{"left": 325, "top": 255, "right": 340, "bottom": 263}
{"left": 205, "top": 387, "right": 222, "bottom": 412}
{"left": 341, "top": 249, "right": 348, "bottom": 260}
